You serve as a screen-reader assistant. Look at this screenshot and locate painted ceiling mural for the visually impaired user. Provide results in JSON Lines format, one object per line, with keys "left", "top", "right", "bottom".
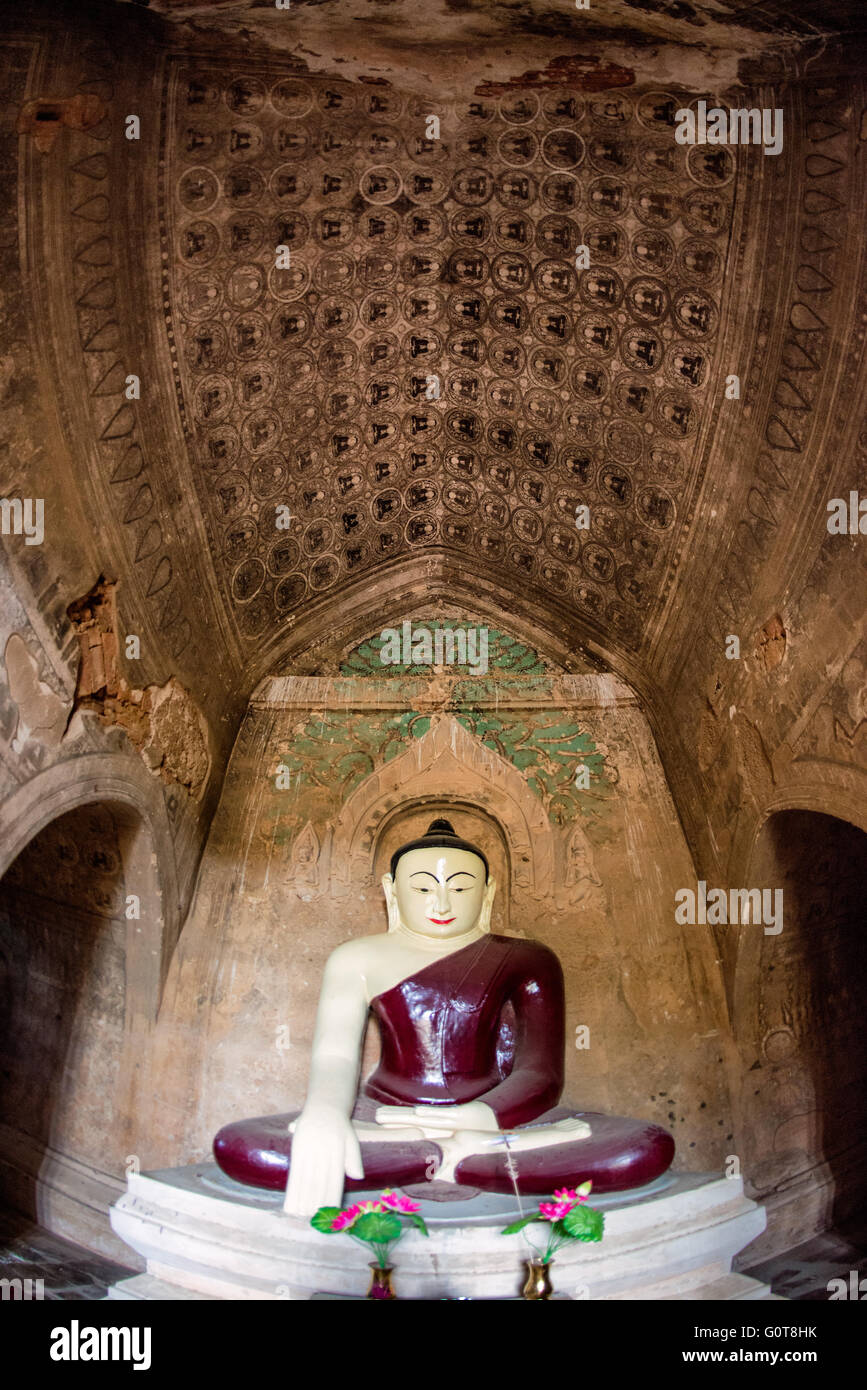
{"left": 161, "top": 63, "right": 735, "bottom": 655}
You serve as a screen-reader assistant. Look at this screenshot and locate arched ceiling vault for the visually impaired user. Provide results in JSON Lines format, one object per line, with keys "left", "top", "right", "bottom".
{"left": 246, "top": 556, "right": 619, "bottom": 681}
{"left": 11, "top": 0, "right": 867, "bottom": 718}
{"left": 153, "top": 42, "right": 752, "bottom": 687}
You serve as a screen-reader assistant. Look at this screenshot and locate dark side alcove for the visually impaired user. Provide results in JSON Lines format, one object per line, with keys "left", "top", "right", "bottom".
{"left": 0, "top": 799, "right": 156, "bottom": 1253}
{"left": 735, "top": 808, "right": 867, "bottom": 1255}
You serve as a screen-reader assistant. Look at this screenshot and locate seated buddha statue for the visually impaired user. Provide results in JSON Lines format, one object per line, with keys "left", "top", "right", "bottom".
{"left": 213, "top": 819, "right": 675, "bottom": 1216}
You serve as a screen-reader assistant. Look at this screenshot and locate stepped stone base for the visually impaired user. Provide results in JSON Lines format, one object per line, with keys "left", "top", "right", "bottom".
{"left": 107, "top": 1164, "right": 779, "bottom": 1300}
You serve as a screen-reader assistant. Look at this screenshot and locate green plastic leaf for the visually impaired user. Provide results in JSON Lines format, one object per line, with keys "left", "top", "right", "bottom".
{"left": 353, "top": 1211, "right": 403, "bottom": 1243}
{"left": 406, "top": 1212, "right": 430, "bottom": 1236}
{"left": 501, "top": 1214, "right": 543, "bottom": 1236}
{"left": 562, "top": 1205, "right": 604, "bottom": 1242}
{"left": 310, "top": 1207, "right": 342, "bottom": 1234}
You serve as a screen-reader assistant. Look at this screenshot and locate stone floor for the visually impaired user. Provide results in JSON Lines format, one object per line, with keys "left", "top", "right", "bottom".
{"left": 0, "top": 1213, "right": 134, "bottom": 1300}
{"left": 0, "top": 1209, "right": 864, "bottom": 1300}
{"left": 740, "top": 1230, "right": 867, "bottom": 1300}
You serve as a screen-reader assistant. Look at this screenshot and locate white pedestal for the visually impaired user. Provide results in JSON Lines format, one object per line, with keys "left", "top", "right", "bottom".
{"left": 107, "top": 1164, "right": 778, "bottom": 1300}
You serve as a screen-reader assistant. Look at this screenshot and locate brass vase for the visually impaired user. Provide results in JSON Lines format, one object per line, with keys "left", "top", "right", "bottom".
{"left": 367, "top": 1263, "right": 396, "bottom": 1300}
{"left": 522, "top": 1258, "right": 554, "bottom": 1300}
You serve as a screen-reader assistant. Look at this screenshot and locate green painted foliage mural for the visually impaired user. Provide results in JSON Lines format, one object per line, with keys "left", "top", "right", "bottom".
{"left": 270, "top": 707, "right": 609, "bottom": 833}
{"left": 275, "top": 709, "right": 432, "bottom": 802}
{"left": 264, "top": 623, "right": 610, "bottom": 843}
{"left": 340, "top": 622, "right": 551, "bottom": 679}
{"left": 453, "top": 711, "right": 608, "bottom": 824}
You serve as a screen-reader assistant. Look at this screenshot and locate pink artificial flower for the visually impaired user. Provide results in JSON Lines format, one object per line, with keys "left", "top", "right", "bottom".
{"left": 551, "top": 1181, "right": 593, "bottom": 1208}
{"left": 538, "top": 1180, "right": 594, "bottom": 1222}
{"left": 331, "top": 1205, "right": 361, "bottom": 1232}
{"left": 381, "top": 1190, "right": 421, "bottom": 1214}
{"left": 539, "top": 1200, "right": 571, "bottom": 1221}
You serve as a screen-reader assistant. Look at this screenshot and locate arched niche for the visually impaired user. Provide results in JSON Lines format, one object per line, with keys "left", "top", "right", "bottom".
{"left": 0, "top": 761, "right": 177, "bottom": 1262}
{"left": 330, "top": 714, "right": 555, "bottom": 905}
{"left": 728, "top": 760, "right": 867, "bottom": 892}
{"left": 732, "top": 801, "right": 867, "bottom": 1259}
{"left": 0, "top": 752, "right": 179, "bottom": 1014}
{"left": 0, "top": 754, "right": 179, "bottom": 1257}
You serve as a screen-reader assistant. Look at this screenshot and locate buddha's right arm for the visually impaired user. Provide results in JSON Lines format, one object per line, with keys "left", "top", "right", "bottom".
{"left": 283, "top": 947, "right": 368, "bottom": 1216}
{"left": 302, "top": 944, "right": 370, "bottom": 1114}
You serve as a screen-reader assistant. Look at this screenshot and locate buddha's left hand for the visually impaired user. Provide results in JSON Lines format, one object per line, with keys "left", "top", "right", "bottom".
{"left": 376, "top": 1100, "right": 499, "bottom": 1133}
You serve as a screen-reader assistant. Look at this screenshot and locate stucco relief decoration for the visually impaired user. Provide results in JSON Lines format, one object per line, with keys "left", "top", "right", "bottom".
{"left": 285, "top": 820, "right": 321, "bottom": 897}
{"left": 794, "top": 644, "right": 867, "bottom": 765}
{"left": 564, "top": 819, "right": 603, "bottom": 903}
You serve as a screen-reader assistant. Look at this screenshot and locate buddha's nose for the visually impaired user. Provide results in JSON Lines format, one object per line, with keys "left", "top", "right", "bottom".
{"left": 433, "top": 876, "right": 451, "bottom": 915}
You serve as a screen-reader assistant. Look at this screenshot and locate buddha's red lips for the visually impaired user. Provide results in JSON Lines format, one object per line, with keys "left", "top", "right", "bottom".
{"left": 429, "top": 917, "right": 455, "bottom": 924}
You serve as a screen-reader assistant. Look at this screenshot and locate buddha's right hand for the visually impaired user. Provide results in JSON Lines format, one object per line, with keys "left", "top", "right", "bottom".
{"left": 282, "top": 1105, "right": 364, "bottom": 1218}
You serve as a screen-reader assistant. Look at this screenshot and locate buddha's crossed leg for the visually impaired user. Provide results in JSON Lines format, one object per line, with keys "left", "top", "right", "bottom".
{"left": 296, "top": 1109, "right": 593, "bottom": 1184}
{"left": 221, "top": 1108, "right": 671, "bottom": 1196}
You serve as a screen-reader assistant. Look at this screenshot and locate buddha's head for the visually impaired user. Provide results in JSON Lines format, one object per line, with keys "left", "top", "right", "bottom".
{"left": 382, "top": 817, "right": 496, "bottom": 941}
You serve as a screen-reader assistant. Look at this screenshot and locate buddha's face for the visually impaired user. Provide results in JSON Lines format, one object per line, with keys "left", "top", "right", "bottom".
{"left": 391, "top": 846, "right": 490, "bottom": 940}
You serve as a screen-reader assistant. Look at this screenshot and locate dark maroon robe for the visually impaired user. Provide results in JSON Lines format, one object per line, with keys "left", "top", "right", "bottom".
{"left": 364, "top": 934, "right": 564, "bottom": 1128}
{"left": 213, "top": 933, "right": 675, "bottom": 1194}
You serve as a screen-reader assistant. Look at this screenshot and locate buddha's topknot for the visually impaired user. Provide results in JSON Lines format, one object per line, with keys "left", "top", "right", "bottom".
{"left": 389, "top": 817, "right": 489, "bottom": 882}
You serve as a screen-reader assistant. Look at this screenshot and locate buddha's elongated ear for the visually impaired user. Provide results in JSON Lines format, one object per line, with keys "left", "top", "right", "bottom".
{"left": 477, "top": 876, "right": 496, "bottom": 934}
{"left": 381, "top": 873, "right": 401, "bottom": 933}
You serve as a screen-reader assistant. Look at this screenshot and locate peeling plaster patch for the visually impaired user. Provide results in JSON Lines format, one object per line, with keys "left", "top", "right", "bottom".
{"left": 623, "top": 0, "right": 706, "bottom": 29}
{"left": 148, "top": 0, "right": 764, "bottom": 94}
{"left": 17, "top": 93, "right": 105, "bottom": 152}
{"left": 475, "top": 53, "right": 635, "bottom": 94}
{"left": 754, "top": 614, "right": 787, "bottom": 674}
{"left": 109, "top": 677, "right": 212, "bottom": 799}
{"left": 4, "top": 634, "right": 69, "bottom": 751}
{"left": 732, "top": 712, "right": 776, "bottom": 801}
{"left": 66, "top": 577, "right": 211, "bottom": 799}
{"left": 82, "top": 675, "right": 211, "bottom": 802}
{"left": 95, "top": 678, "right": 211, "bottom": 800}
